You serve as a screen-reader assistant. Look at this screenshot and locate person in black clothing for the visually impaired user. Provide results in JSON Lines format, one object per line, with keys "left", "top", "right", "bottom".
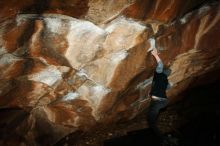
{"left": 147, "top": 48, "right": 172, "bottom": 138}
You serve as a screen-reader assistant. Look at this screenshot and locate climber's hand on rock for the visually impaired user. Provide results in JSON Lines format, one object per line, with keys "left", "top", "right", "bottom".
{"left": 151, "top": 48, "right": 158, "bottom": 56}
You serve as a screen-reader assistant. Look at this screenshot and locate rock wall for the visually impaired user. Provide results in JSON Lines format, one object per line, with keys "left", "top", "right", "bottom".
{"left": 0, "top": 0, "right": 219, "bottom": 145}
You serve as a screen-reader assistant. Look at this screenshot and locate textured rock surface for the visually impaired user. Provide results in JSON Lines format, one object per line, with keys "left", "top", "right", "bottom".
{"left": 0, "top": 0, "right": 220, "bottom": 145}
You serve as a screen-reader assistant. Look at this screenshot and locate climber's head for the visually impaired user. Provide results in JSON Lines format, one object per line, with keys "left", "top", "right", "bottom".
{"left": 163, "top": 67, "right": 172, "bottom": 76}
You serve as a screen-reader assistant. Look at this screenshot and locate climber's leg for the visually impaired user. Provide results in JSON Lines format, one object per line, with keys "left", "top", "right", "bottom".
{"left": 147, "top": 97, "right": 168, "bottom": 137}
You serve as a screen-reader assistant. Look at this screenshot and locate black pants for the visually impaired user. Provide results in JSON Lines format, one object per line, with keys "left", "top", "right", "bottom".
{"left": 147, "top": 97, "right": 168, "bottom": 137}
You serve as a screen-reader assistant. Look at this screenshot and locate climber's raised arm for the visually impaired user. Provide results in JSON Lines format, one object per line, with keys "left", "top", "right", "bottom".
{"left": 151, "top": 49, "right": 164, "bottom": 73}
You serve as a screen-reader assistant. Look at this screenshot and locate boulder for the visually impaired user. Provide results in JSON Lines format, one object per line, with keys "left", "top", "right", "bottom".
{"left": 0, "top": 0, "right": 219, "bottom": 145}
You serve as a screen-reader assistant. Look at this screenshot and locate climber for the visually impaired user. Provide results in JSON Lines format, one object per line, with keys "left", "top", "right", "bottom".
{"left": 147, "top": 48, "right": 172, "bottom": 138}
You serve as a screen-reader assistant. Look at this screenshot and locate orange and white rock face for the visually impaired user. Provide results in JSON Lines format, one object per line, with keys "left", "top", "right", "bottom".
{"left": 0, "top": 0, "right": 220, "bottom": 145}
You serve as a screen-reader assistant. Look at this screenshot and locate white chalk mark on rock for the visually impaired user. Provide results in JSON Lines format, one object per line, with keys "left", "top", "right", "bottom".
{"left": 180, "top": 12, "right": 192, "bottom": 24}
{"left": 198, "top": 5, "right": 210, "bottom": 15}
{"left": 136, "top": 76, "right": 153, "bottom": 90}
{"left": 110, "top": 50, "right": 128, "bottom": 64}
{"left": 0, "top": 47, "right": 7, "bottom": 56}
{"left": 77, "top": 69, "right": 89, "bottom": 78}
{"left": 45, "top": 18, "right": 63, "bottom": 34}
{"left": 0, "top": 54, "right": 21, "bottom": 66}
{"left": 29, "top": 66, "right": 62, "bottom": 86}
{"left": 63, "top": 92, "right": 80, "bottom": 101}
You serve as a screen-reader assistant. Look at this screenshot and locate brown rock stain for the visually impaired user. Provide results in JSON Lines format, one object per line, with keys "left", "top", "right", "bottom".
{"left": 0, "top": 80, "right": 33, "bottom": 107}
{"left": 47, "top": 104, "right": 77, "bottom": 125}
{"left": 3, "top": 21, "right": 30, "bottom": 53}
{"left": 47, "top": 0, "right": 89, "bottom": 18}
{"left": 0, "top": 59, "right": 24, "bottom": 80}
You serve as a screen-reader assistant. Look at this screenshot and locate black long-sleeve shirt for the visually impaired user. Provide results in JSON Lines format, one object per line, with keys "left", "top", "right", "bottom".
{"left": 150, "top": 61, "right": 169, "bottom": 98}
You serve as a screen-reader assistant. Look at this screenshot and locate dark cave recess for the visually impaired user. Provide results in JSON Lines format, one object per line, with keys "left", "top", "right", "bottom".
{"left": 104, "top": 80, "right": 220, "bottom": 146}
